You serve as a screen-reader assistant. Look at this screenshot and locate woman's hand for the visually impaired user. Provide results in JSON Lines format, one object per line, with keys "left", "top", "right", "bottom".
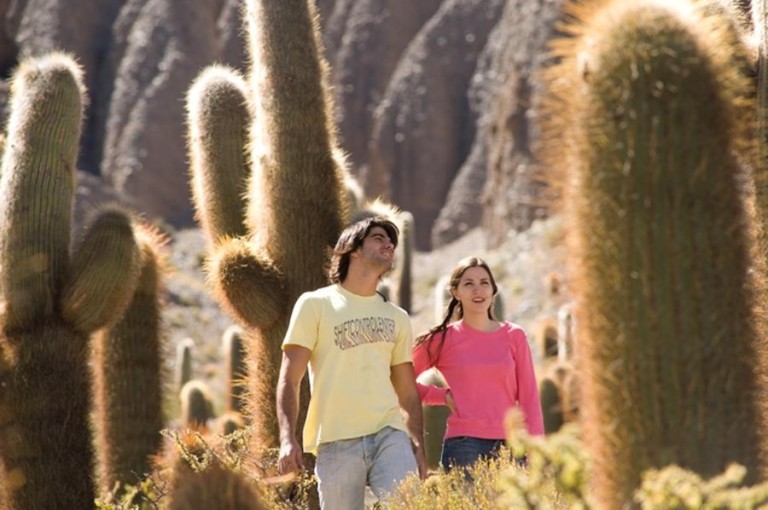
{"left": 445, "top": 389, "right": 456, "bottom": 412}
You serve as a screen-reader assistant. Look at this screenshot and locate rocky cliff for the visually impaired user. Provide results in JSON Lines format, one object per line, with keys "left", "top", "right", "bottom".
{"left": 0, "top": 0, "right": 566, "bottom": 249}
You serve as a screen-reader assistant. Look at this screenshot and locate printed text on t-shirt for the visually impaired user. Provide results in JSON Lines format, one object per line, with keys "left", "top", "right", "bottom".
{"left": 333, "top": 316, "right": 396, "bottom": 350}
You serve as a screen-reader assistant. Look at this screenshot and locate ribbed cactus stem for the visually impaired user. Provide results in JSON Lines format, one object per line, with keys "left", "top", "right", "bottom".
{"left": 538, "top": 376, "right": 563, "bottom": 434}
{"left": 92, "top": 226, "right": 165, "bottom": 495}
{"left": 245, "top": 0, "right": 347, "bottom": 286}
{"left": 181, "top": 380, "right": 214, "bottom": 430}
{"left": 167, "top": 463, "right": 265, "bottom": 509}
{"left": 395, "top": 211, "right": 413, "bottom": 312}
{"left": 176, "top": 337, "right": 195, "bottom": 393}
{"left": 547, "top": 1, "right": 768, "bottom": 506}
{"left": 0, "top": 53, "right": 84, "bottom": 330}
{"left": 187, "top": 66, "right": 250, "bottom": 244}
{"left": 222, "top": 325, "right": 247, "bottom": 415}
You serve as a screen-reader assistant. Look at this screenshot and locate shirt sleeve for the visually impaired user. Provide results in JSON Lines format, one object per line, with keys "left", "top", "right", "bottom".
{"left": 514, "top": 329, "right": 545, "bottom": 436}
{"left": 413, "top": 335, "right": 449, "bottom": 406}
{"left": 282, "top": 292, "right": 319, "bottom": 351}
{"left": 390, "top": 308, "right": 414, "bottom": 366}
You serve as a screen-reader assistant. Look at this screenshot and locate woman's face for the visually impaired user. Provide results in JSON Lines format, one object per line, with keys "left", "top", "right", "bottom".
{"left": 452, "top": 266, "right": 494, "bottom": 315}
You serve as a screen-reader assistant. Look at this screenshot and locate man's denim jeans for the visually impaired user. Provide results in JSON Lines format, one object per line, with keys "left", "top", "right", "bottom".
{"left": 315, "top": 426, "right": 417, "bottom": 509}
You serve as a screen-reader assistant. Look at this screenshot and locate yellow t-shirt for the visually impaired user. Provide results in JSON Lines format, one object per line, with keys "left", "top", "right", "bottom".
{"left": 282, "top": 284, "right": 413, "bottom": 454}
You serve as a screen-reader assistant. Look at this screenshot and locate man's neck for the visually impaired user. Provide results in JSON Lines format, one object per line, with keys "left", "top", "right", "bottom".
{"left": 340, "top": 269, "right": 381, "bottom": 297}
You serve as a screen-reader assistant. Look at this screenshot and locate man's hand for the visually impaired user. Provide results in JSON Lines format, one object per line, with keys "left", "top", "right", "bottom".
{"left": 391, "top": 362, "right": 428, "bottom": 480}
{"left": 278, "top": 437, "right": 304, "bottom": 475}
{"left": 276, "top": 346, "right": 311, "bottom": 477}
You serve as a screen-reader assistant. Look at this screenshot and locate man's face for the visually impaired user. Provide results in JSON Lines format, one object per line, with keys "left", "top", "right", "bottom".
{"left": 356, "top": 226, "right": 396, "bottom": 272}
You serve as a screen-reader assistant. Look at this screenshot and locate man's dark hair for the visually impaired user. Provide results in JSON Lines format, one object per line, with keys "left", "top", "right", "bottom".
{"left": 329, "top": 216, "right": 399, "bottom": 284}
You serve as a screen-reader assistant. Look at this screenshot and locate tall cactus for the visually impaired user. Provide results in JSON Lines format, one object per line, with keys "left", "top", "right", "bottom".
{"left": 544, "top": 0, "right": 768, "bottom": 506}
{"left": 186, "top": 0, "right": 348, "bottom": 449}
{"left": 0, "top": 54, "right": 143, "bottom": 509}
{"left": 92, "top": 223, "right": 167, "bottom": 495}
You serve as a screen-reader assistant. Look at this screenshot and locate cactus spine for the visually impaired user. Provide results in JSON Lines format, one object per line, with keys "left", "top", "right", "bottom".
{"left": 0, "top": 54, "right": 143, "bottom": 509}
{"left": 186, "top": 0, "right": 348, "bottom": 449}
{"left": 92, "top": 224, "right": 167, "bottom": 495}
{"left": 545, "top": 1, "right": 768, "bottom": 505}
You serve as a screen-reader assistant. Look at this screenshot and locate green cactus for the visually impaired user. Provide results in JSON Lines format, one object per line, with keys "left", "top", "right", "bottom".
{"left": 493, "top": 289, "right": 505, "bottom": 321}
{"left": 0, "top": 54, "right": 144, "bottom": 509}
{"left": 186, "top": 0, "right": 349, "bottom": 449}
{"left": 176, "top": 337, "right": 195, "bottom": 394}
{"left": 534, "top": 318, "right": 559, "bottom": 361}
{"left": 538, "top": 375, "right": 563, "bottom": 435}
{"left": 165, "top": 431, "right": 265, "bottom": 510}
{"left": 167, "top": 463, "right": 265, "bottom": 510}
{"left": 222, "top": 325, "right": 247, "bottom": 416}
{"left": 92, "top": 224, "right": 167, "bottom": 495}
{"left": 415, "top": 369, "right": 450, "bottom": 470}
{"left": 181, "top": 380, "right": 214, "bottom": 430}
{"left": 395, "top": 211, "right": 414, "bottom": 312}
{"left": 545, "top": 0, "right": 767, "bottom": 506}
{"left": 217, "top": 411, "right": 245, "bottom": 436}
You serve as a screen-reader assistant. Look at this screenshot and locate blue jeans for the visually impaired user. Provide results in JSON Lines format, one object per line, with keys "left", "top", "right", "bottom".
{"left": 440, "top": 436, "right": 505, "bottom": 471}
{"left": 315, "top": 426, "right": 417, "bottom": 509}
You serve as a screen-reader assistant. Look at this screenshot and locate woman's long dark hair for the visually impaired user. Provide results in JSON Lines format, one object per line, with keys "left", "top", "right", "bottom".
{"left": 415, "top": 256, "right": 498, "bottom": 365}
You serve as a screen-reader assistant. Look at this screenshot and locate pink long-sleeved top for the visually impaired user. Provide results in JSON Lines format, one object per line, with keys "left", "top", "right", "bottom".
{"left": 413, "top": 320, "right": 544, "bottom": 439}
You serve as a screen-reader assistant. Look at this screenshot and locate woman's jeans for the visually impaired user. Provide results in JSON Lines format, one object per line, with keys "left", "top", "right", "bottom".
{"left": 315, "top": 426, "right": 417, "bottom": 509}
{"left": 440, "top": 436, "right": 505, "bottom": 471}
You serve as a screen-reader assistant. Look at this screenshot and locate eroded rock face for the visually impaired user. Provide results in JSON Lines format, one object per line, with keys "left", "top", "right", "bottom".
{"left": 5, "top": 0, "right": 246, "bottom": 228}
{"left": 99, "top": 0, "right": 223, "bottom": 226}
{"left": 366, "top": 0, "right": 505, "bottom": 250}
{"left": 478, "top": 0, "right": 565, "bottom": 248}
{"left": 0, "top": 0, "right": 566, "bottom": 246}
{"left": 328, "top": 0, "right": 442, "bottom": 174}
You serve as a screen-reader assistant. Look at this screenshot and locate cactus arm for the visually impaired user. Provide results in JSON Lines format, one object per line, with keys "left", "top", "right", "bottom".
{"left": 207, "top": 237, "right": 286, "bottom": 329}
{"left": 245, "top": 0, "right": 347, "bottom": 289}
{"left": 187, "top": 66, "right": 251, "bottom": 244}
{"left": 60, "top": 207, "right": 143, "bottom": 333}
{"left": 0, "top": 54, "right": 84, "bottom": 331}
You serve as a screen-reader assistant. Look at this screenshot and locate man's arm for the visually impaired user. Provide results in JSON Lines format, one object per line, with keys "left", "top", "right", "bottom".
{"left": 276, "top": 345, "right": 311, "bottom": 475}
{"left": 391, "top": 362, "right": 428, "bottom": 479}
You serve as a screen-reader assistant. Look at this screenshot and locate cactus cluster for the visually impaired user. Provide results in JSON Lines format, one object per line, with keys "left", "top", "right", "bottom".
{"left": 0, "top": 53, "right": 164, "bottom": 509}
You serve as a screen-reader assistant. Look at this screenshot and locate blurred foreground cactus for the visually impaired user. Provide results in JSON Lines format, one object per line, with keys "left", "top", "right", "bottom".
{"left": 0, "top": 54, "right": 144, "bottom": 508}
{"left": 544, "top": 0, "right": 768, "bottom": 506}
{"left": 186, "top": 0, "right": 349, "bottom": 449}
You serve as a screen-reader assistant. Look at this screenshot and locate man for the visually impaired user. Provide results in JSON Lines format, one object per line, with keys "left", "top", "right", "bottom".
{"left": 276, "top": 216, "right": 427, "bottom": 509}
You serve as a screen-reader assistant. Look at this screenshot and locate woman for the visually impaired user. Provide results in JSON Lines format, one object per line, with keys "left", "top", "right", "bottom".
{"left": 414, "top": 256, "right": 544, "bottom": 471}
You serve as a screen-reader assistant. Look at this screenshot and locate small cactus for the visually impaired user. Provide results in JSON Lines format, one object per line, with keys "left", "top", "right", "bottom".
{"left": 176, "top": 337, "right": 195, "bottom": 393}
{"left": 222, "top": 325, "right": 248, "bottom": 416}
{"left": 538, "top": 375, "right": 564, "bottom": 434}
{"left": 181, "top": 380, "right": 214, "bottom": 430}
